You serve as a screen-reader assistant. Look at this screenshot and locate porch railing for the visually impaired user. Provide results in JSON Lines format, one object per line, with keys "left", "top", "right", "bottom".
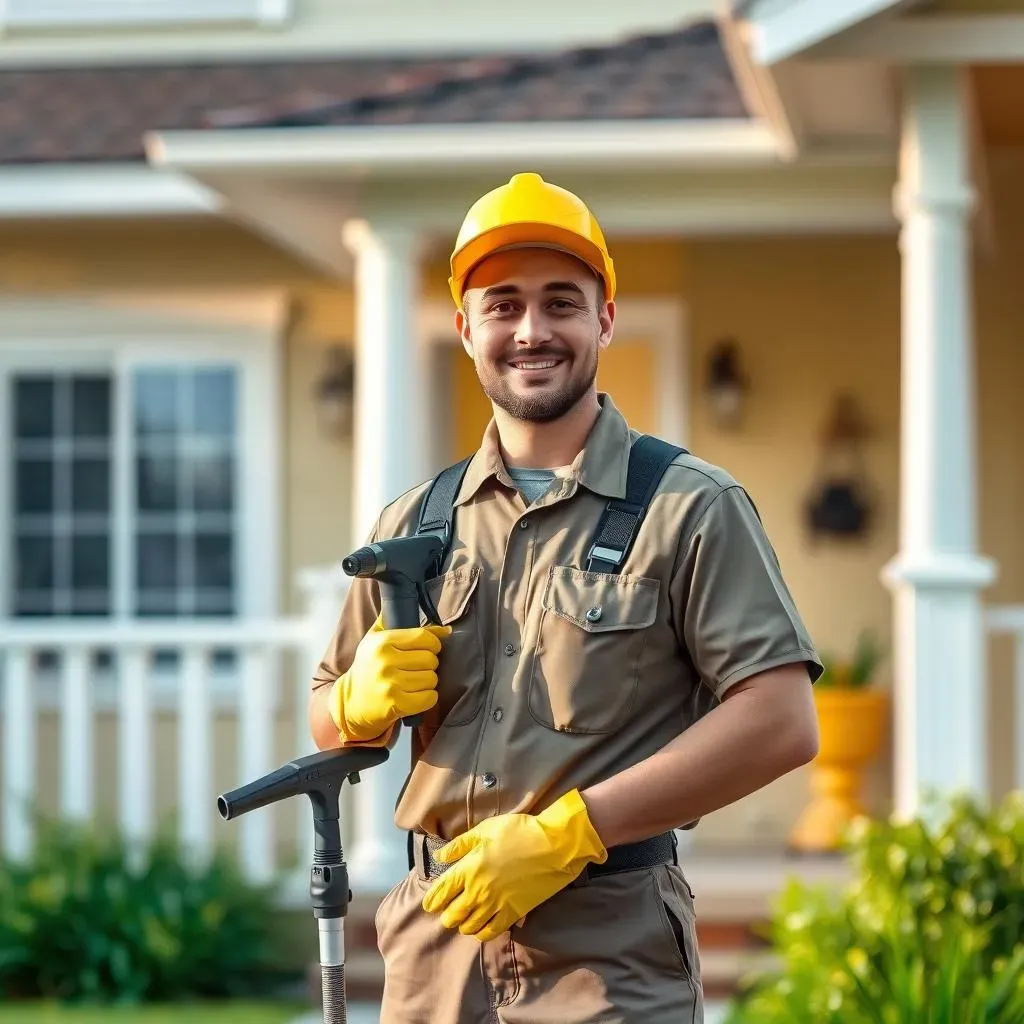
{"left": 984, "top": 603, "right": 1024, "bottom": 791}
{"left": 0, "top": 566, "right": 352, "bottom": 896}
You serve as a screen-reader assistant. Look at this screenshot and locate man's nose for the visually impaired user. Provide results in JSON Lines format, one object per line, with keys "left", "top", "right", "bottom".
{"left": 513, "top": 306, "right": 554, "bottom": 346}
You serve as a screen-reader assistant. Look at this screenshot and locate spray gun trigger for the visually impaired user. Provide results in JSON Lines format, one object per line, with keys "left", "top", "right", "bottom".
{"left": 417, "top": 580, "right": 443, "bottom": 627}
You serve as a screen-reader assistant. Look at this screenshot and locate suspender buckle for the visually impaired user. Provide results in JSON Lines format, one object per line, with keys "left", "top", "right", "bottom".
{"left": 586, "top": 541, "right": 626, "bottom": 571}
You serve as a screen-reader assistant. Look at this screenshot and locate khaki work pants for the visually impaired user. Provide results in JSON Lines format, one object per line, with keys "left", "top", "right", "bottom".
{"left": 374, "top": 846, "right": 705, "bottom": 1024}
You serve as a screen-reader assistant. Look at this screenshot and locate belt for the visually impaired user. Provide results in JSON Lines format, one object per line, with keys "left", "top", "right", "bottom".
{"left": 411, "top": 828, "right": 678, "bottom": 887}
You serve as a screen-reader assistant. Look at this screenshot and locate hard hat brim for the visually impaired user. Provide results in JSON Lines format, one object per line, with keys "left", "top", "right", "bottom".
{"left": 449, "top": 221, "right": 615, "bottom": 307}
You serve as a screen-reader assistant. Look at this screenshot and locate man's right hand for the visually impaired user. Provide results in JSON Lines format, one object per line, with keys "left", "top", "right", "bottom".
{"left": 328, "top": 615, "right": 452, "bottom": 743}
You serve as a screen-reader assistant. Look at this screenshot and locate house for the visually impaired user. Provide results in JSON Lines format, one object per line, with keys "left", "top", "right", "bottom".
{"left": 2, "top": 0, "right": 1024, "bottom": 1001}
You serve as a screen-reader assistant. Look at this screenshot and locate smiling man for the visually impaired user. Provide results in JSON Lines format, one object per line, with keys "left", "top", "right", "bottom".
{"left": 309, "top": 172, "right": 823, "bottom": 1023}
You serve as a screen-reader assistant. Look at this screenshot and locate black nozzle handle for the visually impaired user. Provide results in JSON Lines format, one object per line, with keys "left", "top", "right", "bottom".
{"left": 217, "top": 747, "right": 389, "bottom": 823}
{"left": 341, "top": 535, "right": 446, "bottom": 730}
{"left": 380, "top": 586, "right": 429, "bottom": 728}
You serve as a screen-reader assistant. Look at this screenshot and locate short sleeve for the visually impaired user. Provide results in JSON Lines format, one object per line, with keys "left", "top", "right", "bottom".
{"left": 670, "top": 484, "right": 823, "bottom": 700}
{"left": 311, "top": 518, "right": 382, "bottom": 693}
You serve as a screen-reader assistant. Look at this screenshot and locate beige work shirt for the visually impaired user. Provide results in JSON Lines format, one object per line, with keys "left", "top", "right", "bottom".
{"left": 313, "top": 394, "right": 822, "bottom": 841}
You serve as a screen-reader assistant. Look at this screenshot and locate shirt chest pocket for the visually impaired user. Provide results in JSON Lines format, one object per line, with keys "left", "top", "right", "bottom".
{"left": 419, "top": 566, "right": 486, "bottom": 727}
{"left": 528, "top": 565, "right": 660, "bottom": 735}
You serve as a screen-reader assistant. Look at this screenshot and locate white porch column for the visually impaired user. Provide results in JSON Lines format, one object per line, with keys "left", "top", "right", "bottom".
{"left": 882, "top": 65, "right": 997, "bottom": 820}
{"left": 341, "top": 218, "right": 431, "bottom": 892}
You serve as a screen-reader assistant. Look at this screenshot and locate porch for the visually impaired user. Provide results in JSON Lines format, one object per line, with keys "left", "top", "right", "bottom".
{"left": 1, "top": 582, "right": 1022, "bottom": 998}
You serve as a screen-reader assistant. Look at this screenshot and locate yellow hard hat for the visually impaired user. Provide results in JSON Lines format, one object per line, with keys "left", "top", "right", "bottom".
{"left": 448, "top": 172, "right": 616, "bottom": 308}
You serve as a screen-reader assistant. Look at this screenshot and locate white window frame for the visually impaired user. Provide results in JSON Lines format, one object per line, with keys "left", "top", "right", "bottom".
{"left": 0, "top": 291, "right": 284, "bottom": 623}
{"left": 0, "top": 0, "right": 292, "bottom": 31}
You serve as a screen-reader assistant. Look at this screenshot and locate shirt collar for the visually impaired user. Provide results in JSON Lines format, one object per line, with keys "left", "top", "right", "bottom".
{"left": 454, "top": 392, "right": 633, "bottom": 506}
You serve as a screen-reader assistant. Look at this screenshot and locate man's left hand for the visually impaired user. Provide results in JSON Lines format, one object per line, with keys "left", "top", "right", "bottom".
{"left": 421, "top": 788, "right": 608, "bottom": 942}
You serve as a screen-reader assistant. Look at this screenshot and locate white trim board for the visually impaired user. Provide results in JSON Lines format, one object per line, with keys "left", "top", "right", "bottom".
{"left": 146, "top": 120, "right": 784, "bottom": 175}
{"left": 0, "top": 164, "right": 222, "bottom": 219}
{"left": 810, "top": 13, "right": 1024, "bottom": 62}
{"left": 0, "top": 0, "right": 290, "bottom": 30}
{"left": 735, "top": 0, "right": 912, "bottom": 65}
{"left": 416, "top": 297, "right": 691, "bottom": 454}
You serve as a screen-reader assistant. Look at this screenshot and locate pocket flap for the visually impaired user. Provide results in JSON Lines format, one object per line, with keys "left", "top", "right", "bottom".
{"left": 542, "top": 566, "right": 659, "bottom": 633}
{"left": 419, "top": 566, "right": 481, "bottom": 626}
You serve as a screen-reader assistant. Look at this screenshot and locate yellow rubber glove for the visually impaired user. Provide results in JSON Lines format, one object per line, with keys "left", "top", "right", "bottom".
{"left": 421, "top": 788, "right": 608, "bottom": 942}
{"left": 329, "top": 614, "right": 451, "bottom": 744}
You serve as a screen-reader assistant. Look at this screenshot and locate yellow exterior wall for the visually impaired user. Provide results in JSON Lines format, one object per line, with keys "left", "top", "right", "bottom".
{"left": 3, "top": 150, "right": 1024, "bottom": 852}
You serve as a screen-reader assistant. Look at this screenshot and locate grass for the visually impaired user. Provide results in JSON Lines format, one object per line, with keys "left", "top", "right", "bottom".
{"left": 0, "top": 1002, "right": 308, "bottom": 1023}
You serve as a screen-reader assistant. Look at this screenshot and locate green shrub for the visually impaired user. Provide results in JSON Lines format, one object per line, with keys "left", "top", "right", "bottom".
{"left": 725, "top": 789, "right": 1024, "bottom": 1024}
{"left": 0, "top": 818, "right": 299, "bottom": 1004}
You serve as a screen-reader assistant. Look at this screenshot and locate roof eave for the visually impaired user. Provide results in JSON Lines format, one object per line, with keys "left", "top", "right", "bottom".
{"left": 144, "top": 119, "right": 785, "bottom": 177}
{"left": 0, "top": 162, "right": 222, "bottom": 218}
{"left": 729, "top": 0, "right": 914, "bottom": 66}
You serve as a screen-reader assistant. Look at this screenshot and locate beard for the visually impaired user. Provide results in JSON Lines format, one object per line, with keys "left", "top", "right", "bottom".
{"left": 476, "top": 344, "right": 599, "bottom": 424}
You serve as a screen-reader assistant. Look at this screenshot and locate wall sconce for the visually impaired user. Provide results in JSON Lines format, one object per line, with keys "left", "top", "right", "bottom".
{"left": 315, "top": 343, "right": 354, "bottom": 438}
{"left": 705, "top": 338, "right": 748, "bottom": 429}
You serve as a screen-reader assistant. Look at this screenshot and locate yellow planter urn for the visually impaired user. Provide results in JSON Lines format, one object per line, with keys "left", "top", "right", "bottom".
{"left": 788, "top": 685, "right": 890, "bottom": 854}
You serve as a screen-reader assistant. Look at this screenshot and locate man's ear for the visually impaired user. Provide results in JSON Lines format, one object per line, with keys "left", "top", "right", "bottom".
{"left": 455, "top": 308, "right": 474, "bottom": 359}
{"left": 598, "top": 299, "right": 615, "bottom": 352}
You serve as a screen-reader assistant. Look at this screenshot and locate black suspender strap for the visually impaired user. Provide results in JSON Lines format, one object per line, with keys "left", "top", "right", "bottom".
{"left": 405, "top": 435, "right": 683, "bottom": 870}
{"left": 585, "top": 434, "right": 686, "bottom": 575}
{"left": 415, "top": 453, "right": 473, "bottom": 579}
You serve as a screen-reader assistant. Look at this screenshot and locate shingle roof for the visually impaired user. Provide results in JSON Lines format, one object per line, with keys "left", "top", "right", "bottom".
{"left": 0, "top": 19, "right": 748, "bottom": 165}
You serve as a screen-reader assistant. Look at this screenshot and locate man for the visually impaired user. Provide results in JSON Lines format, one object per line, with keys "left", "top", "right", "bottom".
{"left": 309, "top": 171, "right": 823, "bottom": 1023}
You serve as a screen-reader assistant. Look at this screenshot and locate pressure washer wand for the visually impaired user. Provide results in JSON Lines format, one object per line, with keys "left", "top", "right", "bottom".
{"left": 216, "top": 533, "right": 444, "bottom": 1022}
{"left": 218, "top": 746, "right": 388, "bottom": 1023}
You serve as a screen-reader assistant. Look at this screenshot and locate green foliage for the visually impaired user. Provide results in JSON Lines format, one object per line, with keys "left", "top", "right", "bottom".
{"left": 0, "top": 818, "right": 299, "bottom": 1005}
{"left": 816, "top": 628, "right": 884, "bottom": 689}
{"left": 725, "top": 790, "right": 1024, "bottom": 1024}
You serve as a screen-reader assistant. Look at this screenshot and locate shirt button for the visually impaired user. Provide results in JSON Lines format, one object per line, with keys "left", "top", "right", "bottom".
{"left": 481, "top": 772, "right": 497, "bottom": 789}
{"left": 585, "top": 605, "right": 603, "bottom": 623}
{"left": 492, "top": 708, "right": 504, "bottom": 722}
{"left": 503, "top": 642, "right": 516, "bottom": 656}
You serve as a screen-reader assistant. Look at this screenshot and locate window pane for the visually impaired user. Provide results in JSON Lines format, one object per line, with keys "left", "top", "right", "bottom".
{"left": 129, "top": 365, "right": 240, "bottom": 620}
{"left": 71, "top": 533, "right": 109, "bottom": 590}
{"left": 14, "top": 378, "right": 54, "bottom": 439}
{"left": 194, "top": 532, "right": 232, "bottom": 589}
{"left": 10, "top": 370, "right": 114, "bottom": 619}
{"left": 134, "top": 370, "right": 179, "bottom": 437}
{"left": 196, "top": 591, "right": 234, "bottom": 617}
{"left": 192, "top": 368, "right": 236, "bottom": 438}
{"left": 136, "top": 532, "right": 178, "bottom": 590}
{"left": 15, "top": 458, "right": 53, "bottom": 514}
{"left": 13, "top": 593, "right": 54, "bottom": 616}
{"left": 136, "top": 455, "right": 178, "bottom": 511}
{"left": 15, "top": 534, "right": 53, "bottom": 590}
{"left": 190, "top": 453, "right": 233, "bottom": 511}
{"left": 136, "top": 592, "right": 178, "bottom": 617}
{"left": 71, "top": 592, "right": 110, "bottom": 617}
{"left": 72, "top": 457, "right": 110, "bottom": 513}
{"left": 72, "top": 377, "right": 111, "bottom": 438}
